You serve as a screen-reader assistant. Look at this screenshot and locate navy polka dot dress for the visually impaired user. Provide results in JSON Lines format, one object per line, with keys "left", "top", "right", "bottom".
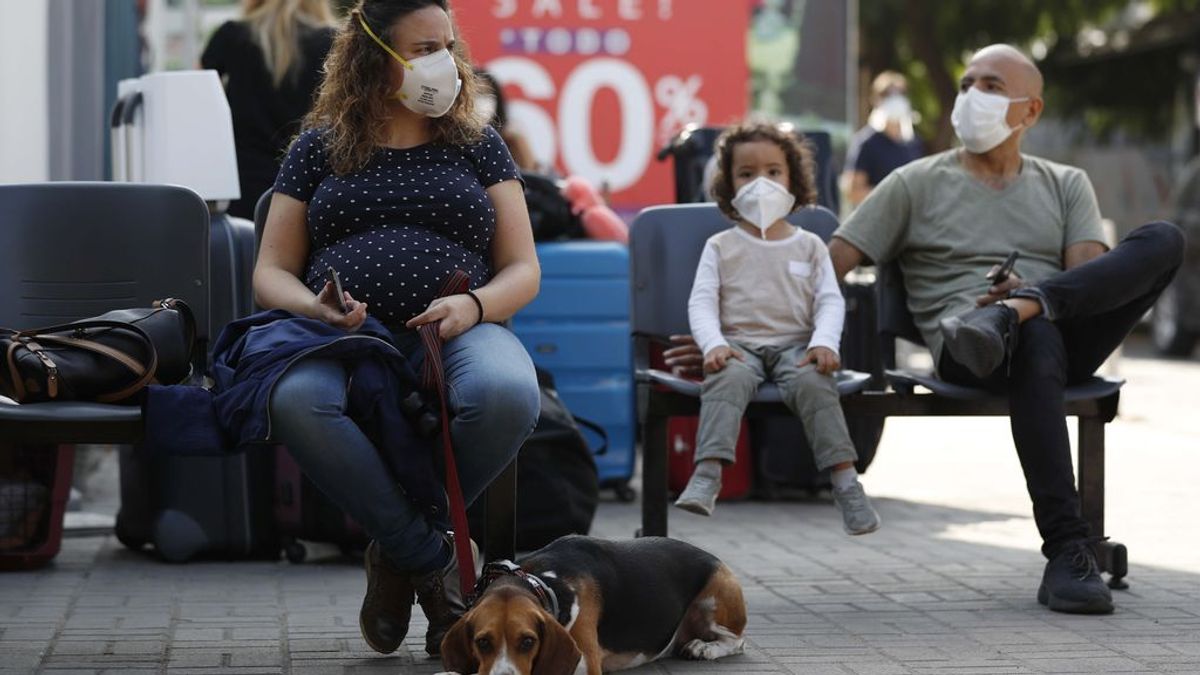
{"left": 272, "top": 125, "right": 520, "bottom": 329}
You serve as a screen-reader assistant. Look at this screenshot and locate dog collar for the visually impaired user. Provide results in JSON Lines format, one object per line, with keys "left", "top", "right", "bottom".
{"left": 473, "top": 560, "right": 562, "bottom": 622}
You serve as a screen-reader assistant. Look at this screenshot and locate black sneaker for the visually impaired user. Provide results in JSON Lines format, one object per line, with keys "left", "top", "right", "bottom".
{"left": 939, "top": 303, "right": 1019, "bottom": 379}
{"left": 1037, "top": 539, "right": 1114, "bottom": 614}
{"left": 359, "top": 541, "right": 415, "bottom": 654}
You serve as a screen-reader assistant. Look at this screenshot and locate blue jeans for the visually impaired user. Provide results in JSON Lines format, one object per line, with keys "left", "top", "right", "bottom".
{"left": 268, "top": 323, "right": 539, "bottom": 571}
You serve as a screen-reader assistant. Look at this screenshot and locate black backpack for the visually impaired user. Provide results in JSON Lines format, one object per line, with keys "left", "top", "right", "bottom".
{"left": 522, "top": 172, "right": 585, "bottom": 242}
{"left": 469, "top": 367, "right": 602, "bottom": 551}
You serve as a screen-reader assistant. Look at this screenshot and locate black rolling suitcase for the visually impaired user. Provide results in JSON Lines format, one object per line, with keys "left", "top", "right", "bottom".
{"left": 206, "top": 213, "right": 257, "bottom": 355}
{"left": 752, "top": 280, "right": 885, "bottom": 496}
{"left": 115, "top": 212, "right": 280, "bottom": 562}
{"left": 115, "top": 446, "right": 279, "bottom": 562}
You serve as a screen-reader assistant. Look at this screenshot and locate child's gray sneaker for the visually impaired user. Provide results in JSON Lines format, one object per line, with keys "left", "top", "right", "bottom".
{"left": 674, "top": 471, "right": 721, "bottom": 516}
{"left": 833, "top": 482, "right": 881, "bottom": 535}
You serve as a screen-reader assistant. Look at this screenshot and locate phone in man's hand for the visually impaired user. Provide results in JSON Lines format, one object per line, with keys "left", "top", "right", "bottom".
{"left": 988, "top": 251, "right": 1021, "bottom": 285}
{"left": 325, "top": 266, "right": 349, "bottom": 314}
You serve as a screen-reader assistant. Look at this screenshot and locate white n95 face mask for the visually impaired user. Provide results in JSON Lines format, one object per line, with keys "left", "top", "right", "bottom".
{"left": 393, "top": 49, "right": 462, "bottom": 117}
{"left": 358, "top": 13, "right": 462, "bottom": 118}
{"left": 951, "top": 87, "right": 1029, "bottom": 154}
{"left": 732, "top": 176, "right": 796, "bottom": 238}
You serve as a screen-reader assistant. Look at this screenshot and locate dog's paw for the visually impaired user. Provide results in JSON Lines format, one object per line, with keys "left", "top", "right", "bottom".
{"left": 680, "top": 639, "right": 716, "bottom": 660}
{"left": 680, "top": 638, "right": 744, "bottom": 661}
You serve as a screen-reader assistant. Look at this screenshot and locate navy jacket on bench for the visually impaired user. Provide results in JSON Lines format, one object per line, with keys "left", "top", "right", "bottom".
{"left": 143, "top": 310, "right": 446, "bottom": 519}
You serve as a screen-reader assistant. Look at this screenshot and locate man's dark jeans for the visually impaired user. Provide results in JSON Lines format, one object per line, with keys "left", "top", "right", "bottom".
{"left": 938, "top": 221, "right": 1186, "bottom": 558}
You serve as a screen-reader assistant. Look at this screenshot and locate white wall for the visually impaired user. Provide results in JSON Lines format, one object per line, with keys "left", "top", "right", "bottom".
{"left": 0, "top": 1, "right": 49, "bottom": 183}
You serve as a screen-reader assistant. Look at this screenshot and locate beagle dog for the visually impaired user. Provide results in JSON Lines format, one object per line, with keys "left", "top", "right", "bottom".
{"left": 437, "top": 535, "right": 746, "bottom": 675}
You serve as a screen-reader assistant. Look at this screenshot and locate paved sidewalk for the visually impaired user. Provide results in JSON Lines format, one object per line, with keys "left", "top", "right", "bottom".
{"left": 2, "top": 339, "right": 1199, "bottom": 674}
{"left": 3, "top": 497, "right": 1200, "bottom": 674}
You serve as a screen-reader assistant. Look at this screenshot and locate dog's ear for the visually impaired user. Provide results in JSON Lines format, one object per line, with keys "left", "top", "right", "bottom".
{"left": 532, "top": 614, "right": 582, "bottom": 675}
{"left": 439, "top": 615, "right": 478, "bottom": 675}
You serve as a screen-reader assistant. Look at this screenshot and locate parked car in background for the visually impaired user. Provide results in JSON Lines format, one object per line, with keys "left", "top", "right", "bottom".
{"left": 1153, "top": 156, "right": 1200, "bottom": 357}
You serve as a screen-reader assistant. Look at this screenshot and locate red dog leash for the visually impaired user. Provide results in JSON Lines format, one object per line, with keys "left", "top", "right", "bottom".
{"left": 417, "top": 269, "right": 477, "bottom": 597}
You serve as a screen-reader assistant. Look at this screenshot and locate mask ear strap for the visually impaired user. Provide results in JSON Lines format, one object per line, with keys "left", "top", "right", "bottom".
{"left": 355, "top": 10, "right": 413, "bottom": 70}
{"left": 1012, "top": 96, "right": 1034, "bottom": 131}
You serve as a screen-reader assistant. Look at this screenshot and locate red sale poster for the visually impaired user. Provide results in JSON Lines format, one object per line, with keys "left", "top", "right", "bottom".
{"left": 453, "top": 0, "right": 749, "bottom": 211}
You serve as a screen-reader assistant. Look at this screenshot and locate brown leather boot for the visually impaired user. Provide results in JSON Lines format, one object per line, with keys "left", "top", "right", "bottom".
{"left": 413, "top": 535, "right": 481, "bottom": 656}
{"left": 359, "top": 541, "right": 415, "bottom": 654}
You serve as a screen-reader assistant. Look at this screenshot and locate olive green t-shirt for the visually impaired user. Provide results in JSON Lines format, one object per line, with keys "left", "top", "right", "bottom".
{"left": 834, "top": 150, "right": 1106, "bottom": 364}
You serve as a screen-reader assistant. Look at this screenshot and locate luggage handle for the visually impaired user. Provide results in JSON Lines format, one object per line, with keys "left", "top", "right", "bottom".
{"left": 110, "top": 91, "right": 143, "bottom": 182}
{"left": 121, "top": 92, "right": 143, "bottom": 126}
{"left": 110, "top": 94, "right": 128, "bottom": 130}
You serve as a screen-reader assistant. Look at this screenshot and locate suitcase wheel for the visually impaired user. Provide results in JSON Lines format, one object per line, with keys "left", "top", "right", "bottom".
{"left": 284, "top": 540, "right": 307, "bottom": 564}
{"left": 114, "top": 513, "right": 146, "bottom": 551}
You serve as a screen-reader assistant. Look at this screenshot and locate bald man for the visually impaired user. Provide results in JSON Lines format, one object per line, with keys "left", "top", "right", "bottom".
{"left": 830, "top": 44, "right": 1184, "bottom": 614}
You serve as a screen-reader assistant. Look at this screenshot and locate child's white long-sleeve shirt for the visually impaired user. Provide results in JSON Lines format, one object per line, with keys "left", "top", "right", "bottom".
{"left": 687, "top": 226, "right": 845, "bottom": 356}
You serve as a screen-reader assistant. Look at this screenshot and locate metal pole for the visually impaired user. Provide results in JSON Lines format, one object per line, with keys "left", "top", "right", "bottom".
{"left": 846, "top": 0, "right": 858, "bottom": 133}
{"left": 182, "top": 0, "right": 200, "bottom": 69}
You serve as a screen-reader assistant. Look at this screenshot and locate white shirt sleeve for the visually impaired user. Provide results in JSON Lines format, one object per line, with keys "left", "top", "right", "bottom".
{"left": 687, "top": 242, "right": 728, "bottom": 356}
{"left": 807, "top": 251, "right": 845, "bottom": 355}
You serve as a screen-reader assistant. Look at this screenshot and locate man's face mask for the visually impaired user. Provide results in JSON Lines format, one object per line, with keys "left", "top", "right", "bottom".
{"left": 951, "top": 87, "right": 1029, "bottom": 154}
{"left": 732, "top": 176, "right": 796, "bottom": 238}
{"left": 358, "top": 13, "right": 462, "bottom": 118}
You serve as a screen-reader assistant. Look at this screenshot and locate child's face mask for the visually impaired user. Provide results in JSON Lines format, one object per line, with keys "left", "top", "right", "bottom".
{"left": 732, "top": 176, "right": 796, "bottom": 238}
{"left": 358, "top": 13, "right": 462, "bottom": 118}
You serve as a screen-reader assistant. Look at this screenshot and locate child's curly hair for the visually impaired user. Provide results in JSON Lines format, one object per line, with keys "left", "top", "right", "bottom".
{"left": 710, "top": 119, "right": 818, "bottom": 221}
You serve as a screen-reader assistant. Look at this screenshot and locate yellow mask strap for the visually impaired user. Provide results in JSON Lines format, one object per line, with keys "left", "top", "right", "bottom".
{"left": 356, "top": 12, "right": 413, "bottom": 70}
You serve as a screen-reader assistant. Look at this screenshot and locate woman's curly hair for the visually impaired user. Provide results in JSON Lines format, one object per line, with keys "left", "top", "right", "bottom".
{"left": 710, "top": 118, "right": 818, "bottom": 221}
{"left": 302, "top": 0, "right": 483, "bottom": 175}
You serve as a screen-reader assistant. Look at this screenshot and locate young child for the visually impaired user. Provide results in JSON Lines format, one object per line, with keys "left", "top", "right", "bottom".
{"left": 675, "top": 119, "right": 881, "bottom": 535}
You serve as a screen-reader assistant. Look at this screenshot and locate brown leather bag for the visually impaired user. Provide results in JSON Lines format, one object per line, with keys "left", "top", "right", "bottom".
{"left": 0, "top": 299, "right": 196, "bottom": 404}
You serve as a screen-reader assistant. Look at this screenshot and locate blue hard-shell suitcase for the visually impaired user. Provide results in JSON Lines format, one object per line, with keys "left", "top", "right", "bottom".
{"left": 512, "top": 242, "right": 636, "bottom": 500}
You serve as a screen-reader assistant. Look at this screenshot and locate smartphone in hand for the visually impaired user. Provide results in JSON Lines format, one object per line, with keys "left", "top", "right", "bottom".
{"left": 325, "top": 266, "right": 349, "bottom": 314}
{"left": 988, "top": 251, "right": 1020, "bottom": 285}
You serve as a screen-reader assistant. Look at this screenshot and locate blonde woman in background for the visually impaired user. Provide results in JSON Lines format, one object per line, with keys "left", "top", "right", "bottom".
{"left": 202, "top": 0, "right": 337, "bottom": 218}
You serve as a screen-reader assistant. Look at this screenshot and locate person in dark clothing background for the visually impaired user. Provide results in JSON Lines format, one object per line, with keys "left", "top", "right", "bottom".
{"left": 201, "top": 0, "right": 337, "bottom": 219}
{"left": 842, "top": 71, "right": 925, "bottom": 208}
